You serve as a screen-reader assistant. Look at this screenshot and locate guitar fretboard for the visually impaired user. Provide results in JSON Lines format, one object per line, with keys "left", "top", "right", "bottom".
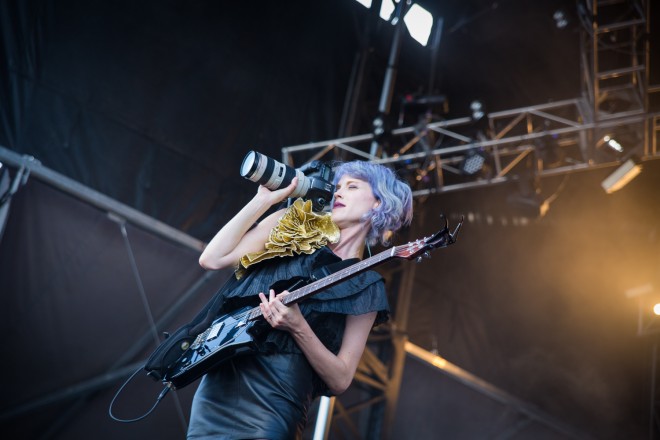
{"left": 246, "top": 246, "right": 397, "bottom": 321}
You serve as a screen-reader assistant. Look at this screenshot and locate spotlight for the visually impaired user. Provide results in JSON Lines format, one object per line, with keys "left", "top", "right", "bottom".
{"left": 603, "top": 136, "right": 623, "bottom": 153}
{"left": 601, "top": 156, "right": 642, "bottom": 194}
{"left": 470, "top": 100, "right": 484, "bottom": 121}
{"left": 553, "top": 10, "right": 568, "bottom": 29}
{"left": 595, "top": 125, "right": 643, "bottom": 164}
{"left": 461, "top": 150, "right": 486, "bottom": 175}
{"left": 596, "top": 134, "right": 626, "bottom": 156}
{"left": 376, "top": 1, "right": 434, "bottom": 46}
{"left": 373, "top": 116, "right": 385, "bottom": 137}
{"left": 625, "top": 284, "right": 660, "bottom": 336}
{"left": 379, "top": 0, "right": 396, "bottom": 21}
{"left": 654, "top": 304, "right": 660, "bottom": 316}
{"left": 403, "top": 4, "right": 434, "bottom": 46}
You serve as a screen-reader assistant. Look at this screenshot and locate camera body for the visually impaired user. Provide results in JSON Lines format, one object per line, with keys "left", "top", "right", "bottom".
{"left": 240, "top": 151, "right": 335, "bottom": 212}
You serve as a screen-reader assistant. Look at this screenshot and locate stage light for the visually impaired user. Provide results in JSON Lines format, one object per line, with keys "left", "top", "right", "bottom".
{"left": 372, "top": 115, "right": 386, "bottom": 138}
{"left": 601, "top": 157, "right": 642, "bottom": 194}
{"left": 403, "top": 4, "right": 433, "bottom": 46}
{"left": 596, "top": 134, "right": 626, "bottom": 156}
{"left": 470, "top": 100, "right": 484, "bottom": 121}
{"left": 553, "top": 10, "right": 568, "bottom": 29}
{"left": 461, "top": 150, "right": 486, "bottom": 175}
{"left": 603, "top": 136, "right": 623, "bottom": 153}
{"left": 379, "top": 0, "right": 396, "bottom": 21}
{"left": 375, "top": 1, "right": 434, "bottom": 46}
{"left": 625, "top": 284, "right": 660, "bottom": 336}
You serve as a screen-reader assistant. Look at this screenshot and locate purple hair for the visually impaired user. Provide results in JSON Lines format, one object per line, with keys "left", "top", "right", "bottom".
{"left": 333, "top": 161, "right": 413, "bottom": 246}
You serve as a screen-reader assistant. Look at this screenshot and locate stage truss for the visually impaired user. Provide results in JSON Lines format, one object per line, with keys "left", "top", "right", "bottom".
{"left": 290, "top": 1, "right": 658, "bottom": 438}
{"left": 281, "top": 97, "right": 659, "bottom": 200}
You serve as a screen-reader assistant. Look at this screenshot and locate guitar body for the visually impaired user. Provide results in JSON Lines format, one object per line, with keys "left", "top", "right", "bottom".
{"left": 166, "top": 306, "right": 258, "bottom": 389}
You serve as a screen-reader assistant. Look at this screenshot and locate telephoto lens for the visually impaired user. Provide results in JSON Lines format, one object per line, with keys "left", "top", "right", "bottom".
{"left": 240, "top": 151, "right": 336, "bottom": 211}
{"left": 240, "top": 151, "right": 311, "bottom": 198}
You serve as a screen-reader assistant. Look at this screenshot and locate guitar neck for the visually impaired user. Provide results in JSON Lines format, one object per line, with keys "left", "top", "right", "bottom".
{"left": 246, "top": 247, "right": 396, "bottom": 321}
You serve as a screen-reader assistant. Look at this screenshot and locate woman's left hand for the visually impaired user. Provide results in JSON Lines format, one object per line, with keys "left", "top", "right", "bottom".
{"left": 259, "top": 289, "right": 304, "bottom": 332}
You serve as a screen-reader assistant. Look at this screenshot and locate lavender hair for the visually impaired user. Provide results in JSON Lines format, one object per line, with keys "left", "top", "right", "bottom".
{"left": 332, "top": 161, "right": 413, "bottom": 246}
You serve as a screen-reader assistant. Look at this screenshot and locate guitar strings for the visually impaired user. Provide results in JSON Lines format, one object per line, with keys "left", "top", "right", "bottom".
{"left": 236, "top": 247, "right": 394, "bottom": 323}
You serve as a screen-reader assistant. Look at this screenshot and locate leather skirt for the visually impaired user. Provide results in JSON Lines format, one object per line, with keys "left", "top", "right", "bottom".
{"left": 187, "top": 353, "right": 316, "bottom": 440}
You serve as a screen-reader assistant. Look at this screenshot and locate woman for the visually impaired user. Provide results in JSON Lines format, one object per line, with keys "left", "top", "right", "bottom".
{"left": 187, "top": 160, "right": 413, "bottom": 439}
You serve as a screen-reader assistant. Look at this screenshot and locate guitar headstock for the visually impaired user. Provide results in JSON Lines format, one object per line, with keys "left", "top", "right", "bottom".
{"left": 394, "top": 215, "right": 464, "bottom": 260}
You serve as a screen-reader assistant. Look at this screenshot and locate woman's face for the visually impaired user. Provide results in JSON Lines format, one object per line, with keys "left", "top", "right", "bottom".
{"left": 331, "top": 175, "right": 379, "bottom": 228}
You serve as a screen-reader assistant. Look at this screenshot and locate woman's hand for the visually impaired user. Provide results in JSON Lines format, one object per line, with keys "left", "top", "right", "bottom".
{"left": 259, "top": 289, "right": 304, "bottom": 332}
{"left": 260, "top": 289, "right": 377, "bottom": 396}
{"left": 254, "top": 176, "right": 299, "bottom": 207}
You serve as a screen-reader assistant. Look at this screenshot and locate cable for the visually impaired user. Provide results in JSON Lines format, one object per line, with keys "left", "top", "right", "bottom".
{"left": 119, "top": 222, "right": 161, "bottom": 346}
{"left": 117, "top": 222, "right": 188, "bottom": 428}
{"left": 108, "top": 366, "right": 172, "bottom": 423}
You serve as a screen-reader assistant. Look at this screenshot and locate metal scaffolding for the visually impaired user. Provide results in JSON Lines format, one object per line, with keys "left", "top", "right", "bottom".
{"left": 288, "top": 1, "right": 658, "bottom": 438}
{"left": 282, "top": 97, "right": 658, "bottom": 200}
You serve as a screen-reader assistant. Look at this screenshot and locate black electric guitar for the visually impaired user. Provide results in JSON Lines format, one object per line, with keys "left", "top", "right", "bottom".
{"left": 163, "top": 217, "right": 463, "bottom": 389}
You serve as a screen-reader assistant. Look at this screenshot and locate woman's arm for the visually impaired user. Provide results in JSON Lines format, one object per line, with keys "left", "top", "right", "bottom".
{"left": 259, "top": 289, "right": 376, "bottom": 395}
{"left": 199, "top": 179, "right": 298, "bottom": 270}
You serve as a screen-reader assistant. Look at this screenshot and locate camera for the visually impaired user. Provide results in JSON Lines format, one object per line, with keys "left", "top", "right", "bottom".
{"left": 240, "top": 151, "right": 335, "bottom": 212}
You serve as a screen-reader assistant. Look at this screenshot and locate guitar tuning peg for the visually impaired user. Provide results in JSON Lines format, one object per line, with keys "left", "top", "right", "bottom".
{"left": 423, "top": 251, "right": 431, "bottom": 259}
{"left": 416, "top": 256, "right": 423, "bottom": 263}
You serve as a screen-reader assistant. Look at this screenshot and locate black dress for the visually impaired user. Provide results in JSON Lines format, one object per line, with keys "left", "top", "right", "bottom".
{"left": 186, "top": 247, "right": 389, "bottom": 440}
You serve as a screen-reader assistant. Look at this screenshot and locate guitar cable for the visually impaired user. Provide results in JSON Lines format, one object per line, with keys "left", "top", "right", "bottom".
{"left": 108, "top": 364, "right": 172, "bottom": 423}
{"left": 107, "top": 221, "right": 185, "bottom": 425}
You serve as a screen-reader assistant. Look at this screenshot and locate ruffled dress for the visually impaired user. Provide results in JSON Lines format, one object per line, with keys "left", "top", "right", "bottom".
{"left": 187, "top": 200, "right": 390, "bottom": 440}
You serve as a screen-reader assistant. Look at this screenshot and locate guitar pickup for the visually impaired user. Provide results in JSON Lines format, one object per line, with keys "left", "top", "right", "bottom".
{"left": 206, "top": 321, "right": 224, "bottom": 341}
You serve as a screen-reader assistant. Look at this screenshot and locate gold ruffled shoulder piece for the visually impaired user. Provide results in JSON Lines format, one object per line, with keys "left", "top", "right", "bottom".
{"left": 236, "top": 198, "right": 340, "bottom": 279}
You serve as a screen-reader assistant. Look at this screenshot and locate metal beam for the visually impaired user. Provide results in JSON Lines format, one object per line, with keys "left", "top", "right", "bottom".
{"left": 0, "top": 146, "right": 204, "bottom": 251}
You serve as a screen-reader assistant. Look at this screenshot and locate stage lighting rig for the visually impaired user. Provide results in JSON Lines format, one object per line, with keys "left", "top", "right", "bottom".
{"left": 470, "top": 100, "right": 485, "bottom": 121}
{"left": 553, "top": 10, "right": 568, "bottom": 29}
{"left": 595, "top": 131, "right": 635, "bottom": 159}
{"left": 402, "top": 3, "right": 434, "bottom": 46}
{"left": 354, "top": 0, "right": 436, "bottom": 46}
{"left": 460, "top": 150, "right": 486, "bottom": 176}
{"left": 601, "top": 156, "right": 642, "bottom": 194}
{"left": 626, "top": 284, "right": 660, "bottom": 336}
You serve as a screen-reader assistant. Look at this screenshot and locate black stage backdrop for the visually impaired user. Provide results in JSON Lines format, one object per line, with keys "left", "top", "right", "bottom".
{"left": 1, "top": 0, "right": 659, "bottom": 439}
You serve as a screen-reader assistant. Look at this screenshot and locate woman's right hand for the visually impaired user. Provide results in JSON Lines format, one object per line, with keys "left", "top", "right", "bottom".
{"left": 255, "top": 176, "right": 299, "bottom": 206}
